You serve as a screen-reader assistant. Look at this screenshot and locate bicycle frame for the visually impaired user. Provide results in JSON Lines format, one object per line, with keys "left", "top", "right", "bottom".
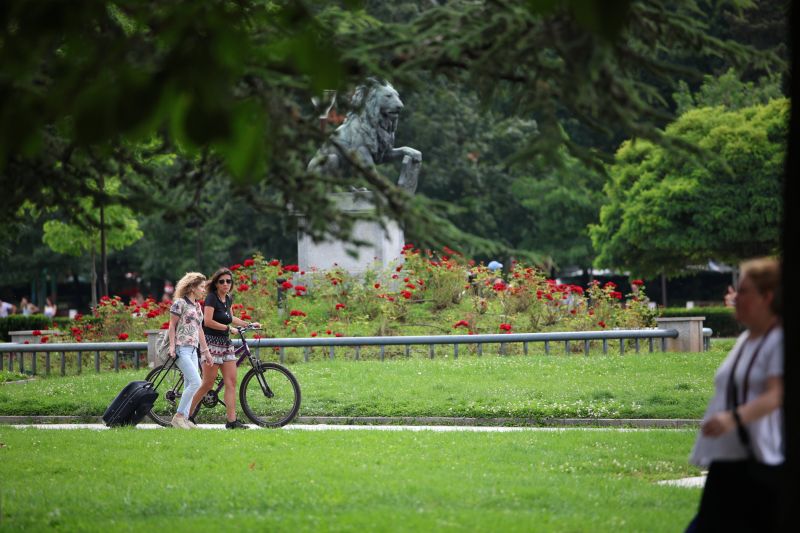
{"left": 198, "top": 326, "right": 274, "bottom": 409}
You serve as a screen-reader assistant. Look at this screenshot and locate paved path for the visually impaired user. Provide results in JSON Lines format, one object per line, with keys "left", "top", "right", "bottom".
{"left": 3, "top": 423, "right": 688, "bottom": 432}
{"left": 0, "top": 415, "right": 701, "bottom": 428}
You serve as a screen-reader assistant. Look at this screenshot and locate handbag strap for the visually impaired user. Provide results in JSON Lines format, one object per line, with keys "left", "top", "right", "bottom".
{"left": 726, "top": 325, "right": 775, "bottom": 457}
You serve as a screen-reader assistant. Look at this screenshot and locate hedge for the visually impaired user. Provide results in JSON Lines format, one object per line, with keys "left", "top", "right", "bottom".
{"left": 0, "top": 314, "right": 64, "bottom": 342}
{"left": 659, "top": 306, "right": 742, "bottom": 337}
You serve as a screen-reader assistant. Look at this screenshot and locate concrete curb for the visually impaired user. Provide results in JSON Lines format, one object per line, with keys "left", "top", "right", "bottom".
{"left": 0, "top": 415, "right": 701, "bottom": 428}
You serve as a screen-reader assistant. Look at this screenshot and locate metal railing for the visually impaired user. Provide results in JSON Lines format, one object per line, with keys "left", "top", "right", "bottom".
{"left": 0, "top": 327, "right": 712, "bottom": 375}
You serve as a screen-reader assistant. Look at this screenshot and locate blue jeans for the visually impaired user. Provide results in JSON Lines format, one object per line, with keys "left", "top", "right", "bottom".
{"left": 174, "top": 346, "right": 201, "bottom": 417}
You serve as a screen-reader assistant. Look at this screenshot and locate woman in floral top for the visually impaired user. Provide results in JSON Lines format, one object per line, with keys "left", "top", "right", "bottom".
{"left": 168, "top": 272, "right": 213, "bottom": 429}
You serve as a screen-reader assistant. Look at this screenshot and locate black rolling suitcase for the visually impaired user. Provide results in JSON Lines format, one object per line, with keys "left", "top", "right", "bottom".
{"left": 102, "top": 358, "right": 175, "bottom": 427}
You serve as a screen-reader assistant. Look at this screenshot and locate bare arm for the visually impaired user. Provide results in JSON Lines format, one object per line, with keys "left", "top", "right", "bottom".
{"left": 702, "top": 376, "right": 783, "bottom": 437}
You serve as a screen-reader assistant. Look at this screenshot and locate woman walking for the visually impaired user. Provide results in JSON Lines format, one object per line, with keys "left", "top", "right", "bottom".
{"left": 168, "top": 272, "right": 213, "bottom": 429}
{"left": 189, "top": 267, "right": 260, "bottom": 429}
{"left": 686, "top": 257, "right": 784, "bottom": 532}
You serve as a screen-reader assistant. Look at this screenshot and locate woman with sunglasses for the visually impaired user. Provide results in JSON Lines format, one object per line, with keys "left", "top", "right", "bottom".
{"left": 189, "top": 267, "right": 261, "bottom": 429}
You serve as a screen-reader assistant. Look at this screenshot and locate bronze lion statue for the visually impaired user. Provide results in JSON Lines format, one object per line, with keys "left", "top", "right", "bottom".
{"left": 307, "top": 78, "right": 422, "bottom": 194}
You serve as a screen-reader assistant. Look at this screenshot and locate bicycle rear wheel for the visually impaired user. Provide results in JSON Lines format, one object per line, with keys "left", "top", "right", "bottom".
{"left": 145, "top": 363, "right": 185, "bottom": 426}
{"left": 239, "top": 362, "right": 301, "bottom": 427}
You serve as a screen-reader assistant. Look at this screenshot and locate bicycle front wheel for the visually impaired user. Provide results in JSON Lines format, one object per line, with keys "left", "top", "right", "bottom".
{"left": 239, "top": 362, "right": 301, "bottom": 427}
{"left": 145, "top": 362, "right": 185, "bottom": 427}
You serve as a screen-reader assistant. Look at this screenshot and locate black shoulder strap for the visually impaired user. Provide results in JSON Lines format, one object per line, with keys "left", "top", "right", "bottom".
{"left": 726, "top": 326, "right": 776, "bottom": 458}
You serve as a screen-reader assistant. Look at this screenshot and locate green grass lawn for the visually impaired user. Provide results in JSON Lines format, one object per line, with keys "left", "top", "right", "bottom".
{"left": 0, "top": 427, "right": 702, "bottom": 532}
{"left": 0, "top": 346, "right": 728, "bottom": 420}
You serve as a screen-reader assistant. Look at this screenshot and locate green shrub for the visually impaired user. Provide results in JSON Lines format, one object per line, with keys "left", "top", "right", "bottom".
{"left": 0, "top": 314, "right": 57, "bottom": 341}
{"left": 659, "top": 306, "right": 742, "bottom": 337}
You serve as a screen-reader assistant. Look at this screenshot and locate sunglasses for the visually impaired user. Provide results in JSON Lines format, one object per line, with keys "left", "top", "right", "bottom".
{"left": 217, "top": 278, "right": 233, "bottom": 285}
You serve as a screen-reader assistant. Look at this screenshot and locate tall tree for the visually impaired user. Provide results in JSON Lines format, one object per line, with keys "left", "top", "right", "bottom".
{"left": 590, "top": 98, "right": 787, "bottom": 278}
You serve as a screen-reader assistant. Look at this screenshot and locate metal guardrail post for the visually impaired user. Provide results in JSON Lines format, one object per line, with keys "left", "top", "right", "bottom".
{"left": 380, "top": 345, "right": 385, "bottom": 361}
{"left": 45, "top": 352, "right": 51, "bottom": 375}
{"left": 583, "top": 339, "right": 590, "bottom": 356}
{"left": 77, "top": 352, "right": 82, "bottom": 374}
{"left": 429, "top": 344, "right": 434, "bottom": 359}
{"left": 60, "top": 351, "right": 66, "bottom": 376}
{"left": 649, "top": 338, "right": 654, "bottom": 353}
{"left": 634, "top": 339, "right": 640, "bottom": 353}
{"left": 619, "top": 339, "right": 625, "bottom": 355}
{"left": 305, "top": 346, "right": 311, "bottom": 362}
{"left": 564, "top": 340, "right": 569, "bottom": 354}
{"left": 523, "top": 342, "right": 528, "bottom": 356}
{"left": 31, "top": 352, "right": 37, "bottom": 375}
{"left": 544, "top": 341, "right": 550, "bottom": 355}
{"left": 477, "top": 343, "right": 483, "bottom": 356}
{"left": 602, "top": 339, "right": 608, "bottom": 354}
{"left": 114, "top": 351, "right": 119, "bottom": 372}
{"left": 453, "top": 344, "right": 458, "bottom": 359}
{"left": 94, "top": 351, "right": 100, "bottom": 373}
{"left": 279, "top": 347, "right": 285, "bottom": 363}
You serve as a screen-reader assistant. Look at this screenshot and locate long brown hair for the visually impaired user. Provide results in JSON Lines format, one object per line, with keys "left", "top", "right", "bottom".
{"left": 206, "top": 267, "right": 234, "bottom": 296}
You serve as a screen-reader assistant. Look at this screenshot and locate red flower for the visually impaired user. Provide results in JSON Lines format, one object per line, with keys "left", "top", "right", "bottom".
{"left": 294, "top": 285, "right": 307, "bottom": 293}
{"left": 237, "top": 284, "right": 249, "bottom": 292}
{"left": 403, "top": 277, "right": 410, "bottom": 282}
{"left": 241, "top": 313, "right": 252, "bottom": 320}
{"left": 230, "top": 264, "right": 242, "bottom": 271}
{"left": 118, "top": 333, "right": 129, "bottom": 340}
{"left": 311, "top": 331, "right": 318, "bottom": 337}
{"left": 604, "top": 281, "right": 617, "bottom": 289}
{"left": 402, "top": 243, "right": 414, "bottom": 250}
{"left": 571, "top": 285, "right": 584, "bottom": 295}
{"left": 632, "top": 279, "right": 644, "bottom": 286}
{"left": 32, "top": 330, "right": 41, "bottom": 336}
{"left": 335, "top": 333, "right": 343, "bottom": 337}
{"left": 335, "top": 303, "right": 345, "bottom": 310}
{"left": 243, "top": 259, "right": 255, "bottom": 267}
{"left": 326, "top": 329, "right": 332, "bottom": 335}
{"left": 289, "top": 310, "right": 307, "bottom": 317}
{"left": 499, "top": 323, "right": 512, "bottom": 332}
{"left": 598, "top": 321, "right": 606, "bottom": 328}
{"left": 401, "top": 290, "right": 412, "bottom": 299}
{"left": 160, "top": 322, "right": 170, "bottom": 329}
{"left": 453, "top": 320, "right": 470, "bottom": 328}
{"left": 570, "top": 309, "right": 577, "bottom": 315}
{"left": 588, "top": 309, "right": 595, "bottom": 316}
{"left": 23, "top": 340, "right": 30, "bottom": 344}
{"left": 373, "top": 283, "right": 381, "bottom": 289}
{"left": 331, "top": 280, "right": 338, "bottom": 286}
{"left": 268, "top": 260, "right": 281, "bottom": 267}
{"left": 146, "top": 310, "right": 158, "bottom": 318}
{"left": 281, "top": 281, "right": 293, "bottom": 290}
{"left": 40, "top": 336, "right": 49, "bottom": 343}
{"left": 610, "top": 291, "right": 623, "bottom": 300}
{"left": 395, "top": 266, "right": 403, "bottom": 272}
{"left": 493, "top": 282, "right": 506, "bottom": 291}
{"left": 284, "top": 264, "right": 300, "bottom": 273}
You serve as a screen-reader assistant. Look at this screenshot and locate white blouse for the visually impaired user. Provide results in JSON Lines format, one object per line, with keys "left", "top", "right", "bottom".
{"left": 690, "top": 327, "right": 784, "bottom": 467}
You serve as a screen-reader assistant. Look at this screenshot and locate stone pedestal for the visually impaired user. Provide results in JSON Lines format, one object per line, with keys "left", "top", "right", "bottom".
{"left": 296, "top": 192, "right": 404, "bottom": 275}
{"left": 656, "top": 317, "right": 705, "bottom": 352}
{"left": 145, "top": 329, "right": 164, "bottom": 367}
{"left": 9, "top": 330, "right": 63, "bottom": 344}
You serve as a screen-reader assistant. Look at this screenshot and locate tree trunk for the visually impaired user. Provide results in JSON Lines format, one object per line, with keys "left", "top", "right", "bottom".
{"left": 90, "top": 247, "right": 98, "bottom": 309}
{"left": 100, "top": 202, "right": 108, "bottom": 298}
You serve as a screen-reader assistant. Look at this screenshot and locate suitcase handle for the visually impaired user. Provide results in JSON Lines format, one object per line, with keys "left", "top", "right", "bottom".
{"left": 150, "top": 356, "right": 178, "bottom": 390}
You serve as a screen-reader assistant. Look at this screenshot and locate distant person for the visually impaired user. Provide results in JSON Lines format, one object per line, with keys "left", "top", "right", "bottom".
{"left": 43, "top": 297, "right": 57, "bottom": 318}
{"left": 161, "top": 280, "right": 175, "bottom": 304}
{"left": 686, "top": 258, "right": 783, "bottom": 532}
{"left": 724, "top": 285, "right": 737, "bottom": 307}
{"left": 19, "top": 297, "right": 39, "bottom": 315}
{"left": 167, "top": 272, "right": 213, "bottom": 429}
{"left": 487, "top": 260, "right": 504, "bottom": 285}
{"left": 0, "top": 299, "right": 16, "bottom": 317}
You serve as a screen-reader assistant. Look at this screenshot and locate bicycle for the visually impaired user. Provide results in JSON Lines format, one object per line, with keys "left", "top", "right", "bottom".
{"left": 145, "top": 325, "right": 301, "bottom": 427}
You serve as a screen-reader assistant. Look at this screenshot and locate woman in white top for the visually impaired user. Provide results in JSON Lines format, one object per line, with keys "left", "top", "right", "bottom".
{"left": 687, "top": 257, "right": 783, "bottom": 532}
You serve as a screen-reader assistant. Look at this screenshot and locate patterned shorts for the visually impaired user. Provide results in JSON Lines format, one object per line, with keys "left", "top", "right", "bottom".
{"left": 205, "top": 334, "right": 237, "bottom": 365}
